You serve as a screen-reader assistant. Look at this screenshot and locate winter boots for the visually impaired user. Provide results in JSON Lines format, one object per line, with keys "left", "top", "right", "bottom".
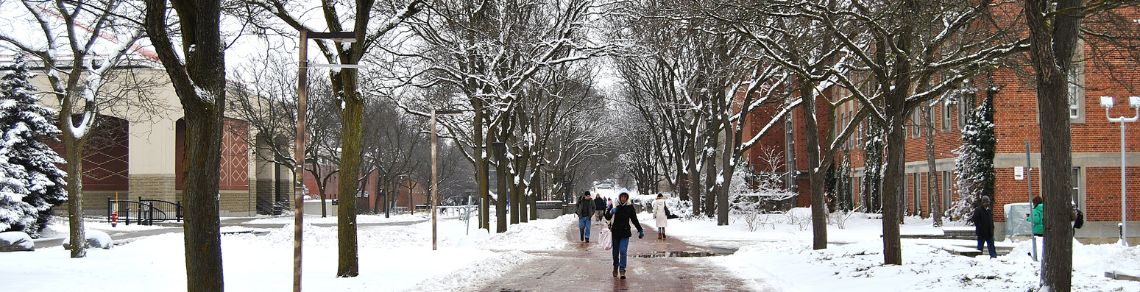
{"left": 620, "top": 271, "right": 626, "bottom": 279}
{"left": 613, "top": 268, "right": 618, "bottom": 278}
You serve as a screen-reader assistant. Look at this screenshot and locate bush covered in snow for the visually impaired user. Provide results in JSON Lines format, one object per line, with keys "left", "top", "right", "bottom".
{"left": 0, "top": 230, "right": 34, "bottom": 251}
{"left": 63, "top": 230, "right": 113, "bottom": 250}
{"left": 0, "top": 57, "right": 68, "bottom": 237}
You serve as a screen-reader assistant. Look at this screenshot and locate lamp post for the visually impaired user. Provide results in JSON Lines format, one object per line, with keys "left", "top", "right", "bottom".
{"left": 396, "top": 174, "right": 408, "bottom": 216}
{"left": 1100, "top": 95, "right": 1140, "bottom": 247}
{"left": 431, "top": 109, "right": 466, "bottom": 250}
{"left": 294, "top": 30, "right": 356, "bottom": 292}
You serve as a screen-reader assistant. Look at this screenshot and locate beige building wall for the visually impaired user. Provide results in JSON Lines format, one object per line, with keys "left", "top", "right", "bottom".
{"left": 28, "top": 66, "right": 277, "bottom": 217}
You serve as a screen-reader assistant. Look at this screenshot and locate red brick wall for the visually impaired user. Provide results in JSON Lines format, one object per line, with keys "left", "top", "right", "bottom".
{"left": 48, "top": 115, "right": 131, "bottom": 191}
{"left": 175, "top": 118, "right": 250, "bottom": 191}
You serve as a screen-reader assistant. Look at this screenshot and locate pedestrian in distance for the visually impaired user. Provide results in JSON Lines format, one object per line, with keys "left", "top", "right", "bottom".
{"left": 1028, "top": 196, "right": 1044, "bottom": 237}
{"left": 972, "top": 196, "right": 997, "bottom": 258}
{"left": 593, "top": 193, "right": 606, "bottom": 223}
{"left": 652, "top": 194, "right": 668, "bottom": 240}
{"left": 605, "top": 192, "right": 644, "bottom": 279}
{"left": 576, "top": 192, "right": 596, "bottom": 242}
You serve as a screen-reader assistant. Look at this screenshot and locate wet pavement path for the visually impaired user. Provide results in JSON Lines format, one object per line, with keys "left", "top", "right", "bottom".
{"left": 478, "top": 220, "right": 762, "bottom": 292}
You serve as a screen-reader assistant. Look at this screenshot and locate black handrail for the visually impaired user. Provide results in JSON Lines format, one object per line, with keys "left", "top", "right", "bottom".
{"left": 106, "top": 197, "right": 183, "bottom": 226}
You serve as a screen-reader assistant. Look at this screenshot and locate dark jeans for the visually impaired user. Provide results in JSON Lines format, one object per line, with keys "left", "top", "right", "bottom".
{"left": 612, "top": 237, "right": 630, "bottom": 271}
{"left": 976, "top": 235, "right": 997, "bottom": 258}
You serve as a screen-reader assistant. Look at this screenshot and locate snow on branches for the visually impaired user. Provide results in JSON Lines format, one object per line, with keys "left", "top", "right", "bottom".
{"left": 0, "top": 57, "right": 68, "bottom": 237}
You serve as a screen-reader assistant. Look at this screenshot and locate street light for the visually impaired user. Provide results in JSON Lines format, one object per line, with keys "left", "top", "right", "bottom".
{"left": 294, "top": 30, "right": 357, "bottom": 292}
{"left": 431, "top": 109, "right": 468, "bottom": 250}
{"left": 397, "top": 174, "right": 409, "bottom": 216}
{"left": 1100, "top": 95, "right": 1140, "bottom": 247}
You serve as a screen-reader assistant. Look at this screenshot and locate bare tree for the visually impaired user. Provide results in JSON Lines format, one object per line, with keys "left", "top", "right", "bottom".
{"left": 241, "top": 0, "right": 426, "bottom": 277}
{"left": 0, "top": 0, "right": 145, "bottom": 259}
{"left": 143, "top": 0, "right": 227, "bottom": 290}
{"left": 390, "top": 0, "right": 609, "bottom": 232}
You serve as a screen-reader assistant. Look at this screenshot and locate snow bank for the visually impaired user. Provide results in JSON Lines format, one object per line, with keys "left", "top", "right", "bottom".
{"left": 245, "top": 214, "right": 426, "bottom": 225}
{"left": 1, "top": 215, "right": 573, "bottom": 291}
{"left": 0, "top": 231, "right": 34, "bottom": 251}
{"left": 412, "top": 251, "right": 534, "bottom": 292}
{"left": 663, "top": 211, "right": 1140, "bottom": 291}
{"left": 63, "top": 230, "right": 113, "bottom": 249}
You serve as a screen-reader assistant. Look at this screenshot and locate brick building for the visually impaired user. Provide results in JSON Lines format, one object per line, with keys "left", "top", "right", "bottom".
{"left": 743, "top": 32, "right": 1139, "bottom": 241}
{"left": 301, "top": 166, "right": 428, "bottom": 215}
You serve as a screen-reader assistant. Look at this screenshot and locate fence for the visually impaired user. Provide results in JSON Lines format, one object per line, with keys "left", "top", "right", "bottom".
{"left": 106, "top": 197, "right": 183, "bottom": 226}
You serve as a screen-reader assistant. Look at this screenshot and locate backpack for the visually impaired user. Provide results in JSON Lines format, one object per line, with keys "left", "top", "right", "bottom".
{"left": 1073, "top": 208, "right": 1084, "bottom": 229}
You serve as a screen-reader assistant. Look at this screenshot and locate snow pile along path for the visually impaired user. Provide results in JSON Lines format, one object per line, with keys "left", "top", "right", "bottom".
{"left": 0, "top": 214, "right": 578, "bottom": 292}
{"left": 663, "top": 210, "right": 1140, "bottom": 292}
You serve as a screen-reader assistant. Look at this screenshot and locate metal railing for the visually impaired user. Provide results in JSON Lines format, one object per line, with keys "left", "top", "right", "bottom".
{"left": 106, "top": 197, "right": 183, "bottom": 226}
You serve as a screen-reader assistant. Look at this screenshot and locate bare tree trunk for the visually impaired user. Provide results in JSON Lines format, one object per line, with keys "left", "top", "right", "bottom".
{"left": 687, "top": 145, "right": 701, "bottom": 216}
{"left": 717, "top": 120, "right": 733, "bottom": 226}
{"left": 475, "top": 101, "right": 490, "bottom": 230}
{"left": 510, "top": 158, "right": 520, "bottom": 225}
{"left": 703, "top": 135, "right": 718, "bottom": 218}
{"left": 923, "top": 105, "right": 942, "bottom": 226}
{"left": 494, "top": 143, "right": 508, "bottom": 233}
{"left": 1024, "top": 0, "right": 1080, "bottom": 290}
{"left": 800, "top": 83, "right": 828, "bottom": 250}
{"left": 335, "top": 76, "right": 363, "bottom": 277}
{"left": 63, "top": 130, "right": 87, "bottom": 258}
{"left": 144, "top": 1, "right": 227, "bottom": 290}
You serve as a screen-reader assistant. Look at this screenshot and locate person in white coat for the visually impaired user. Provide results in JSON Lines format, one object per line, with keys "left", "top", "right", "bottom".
{"left": 652, "top": 194, "right": 668, "bottom": 240}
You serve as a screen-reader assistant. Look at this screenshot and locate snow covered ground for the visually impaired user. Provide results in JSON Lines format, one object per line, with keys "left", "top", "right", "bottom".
{"left": 663, "top": 209, "right": 1140, "bottom": 292}
{"left": 0, "top": 215, "right": 574, "bottom": 292}
{"left": 245, "top": 214, "right": 427, "bottom": 225}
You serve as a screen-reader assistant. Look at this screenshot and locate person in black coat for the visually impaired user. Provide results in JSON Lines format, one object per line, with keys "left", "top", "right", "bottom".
{"left": 576, "top": 192, "right": 595, "bottom": 242}
{"left": 593, "top": 194, "right": 606, "bottom": 222}
{"left": 605, "top": 192, "right": 644, "bottom": 279}
{"left": 972, "top": 196, "right": 997, "bottom": 258}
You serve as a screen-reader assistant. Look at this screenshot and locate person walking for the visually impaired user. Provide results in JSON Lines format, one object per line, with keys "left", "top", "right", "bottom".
{"left": 576, "top": 192, "right": 595, "bottom": 242}
{"left": 593, "top": 193, "right": 606, "bottom": 222}
{"left": 605, "top": 192, "right": 644, "bottom": 279}
{"left": 652, "top": 194, "right": 668, "bottom": 240}
{"left": 1029, "top": 196, "right": 1044, "bottom": 237}
{"left": 972, "top": 196, "right": 997, "bottom": 258}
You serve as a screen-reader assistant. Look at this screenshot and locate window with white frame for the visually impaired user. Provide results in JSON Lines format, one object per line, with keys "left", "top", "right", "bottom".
{"left": 942, "top": 100, "right": 953, "bottom": 132}
{"left": 1068, "top": 39, "right": 1086, "bottom": 122}
{"left": 911, "top": 110, "right": 921, "bottom": 138}
{"left": 1071, "top": 167, "right": 1082, "bottom": 210}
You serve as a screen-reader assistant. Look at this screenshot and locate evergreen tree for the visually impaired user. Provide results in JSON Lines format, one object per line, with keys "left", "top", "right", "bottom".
{"left": 861, "top": 122, "right": 884, "bottom": 213}
{"left": 0, "top": 57, "right": 68, "bottom": 237}
{"left": 949, "top": 88, "right": 996, "bottom": 222}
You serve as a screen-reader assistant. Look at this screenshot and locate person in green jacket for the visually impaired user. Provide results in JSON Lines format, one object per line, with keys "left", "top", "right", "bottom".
{"left": 1028, "top": 196, "right": 1044, "bottom": 236}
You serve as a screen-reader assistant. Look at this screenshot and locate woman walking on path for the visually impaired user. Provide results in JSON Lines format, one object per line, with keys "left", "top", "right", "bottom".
{"left": 605, "top": 192, "right": 644, "bottom": 279}
{"left": 576, "top": 192, "right": 595, "bottom": 242}
{"left": 652, "top": 194, "right": 668, "bottom": 239}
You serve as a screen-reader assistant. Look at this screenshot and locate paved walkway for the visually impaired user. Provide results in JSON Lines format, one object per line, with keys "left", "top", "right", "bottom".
{"left": 478, "top": 220, "right": 761, "bottom": 292}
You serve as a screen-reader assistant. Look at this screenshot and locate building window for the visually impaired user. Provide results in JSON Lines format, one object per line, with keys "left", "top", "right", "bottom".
{"left": 913, "top": 172, "right": 921, "bottom": 216}
{"left": 942, "top": 101, "right": 953, "bottom": 132}
{"left": 942, "top": 171, "right": 953, "bottom": 211}
{"left": 958, "top": 93, "right": 972, "bottom": 130}
{"left": 1068, "top": 65, "right": 1085, "bottom": 123}
{"left": 911, "top": 110, "right": 921, "bottom": 138}
{"left": 1068, "top": 40, "right": 1086, "bottom": 123}
{"left": 1071, "top": 167, "right": 1082, "bottom": 210}
{"left": 785, "top": 114, "right": 796, "bottom": 192}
